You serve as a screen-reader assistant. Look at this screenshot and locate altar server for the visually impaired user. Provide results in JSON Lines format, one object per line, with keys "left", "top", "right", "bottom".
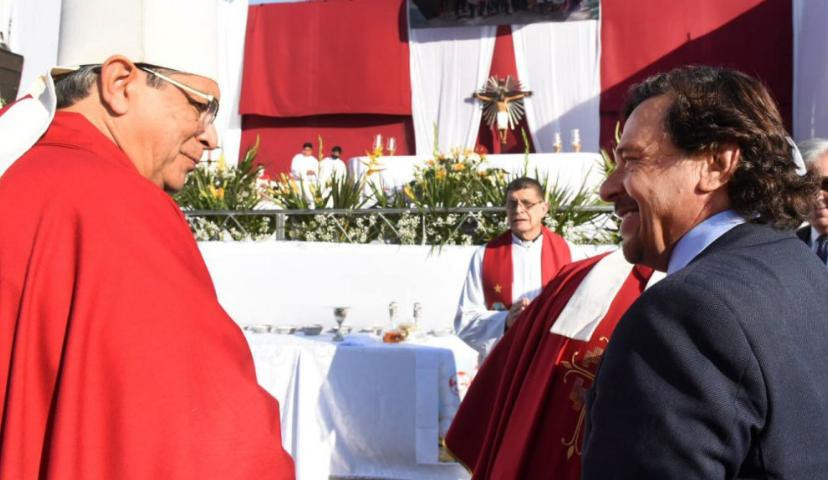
{"left": 0, "top": 0, "right": 294, "bottom": 478}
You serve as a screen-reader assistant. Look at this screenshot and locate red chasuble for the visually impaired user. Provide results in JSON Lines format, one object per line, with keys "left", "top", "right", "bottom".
{"left": 446, "top": 254, "right": 653, "bottom": 479}
{"left": 0, "top": 112, "right": 294, "bottom": 479}
{"left": 481, "top": 228, "right": 570, "bottom": 310}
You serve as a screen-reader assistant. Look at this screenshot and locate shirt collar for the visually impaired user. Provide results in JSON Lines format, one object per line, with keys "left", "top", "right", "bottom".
{"left": 667, "top": 209, "right": 746, "bottom": 275}
{"left": 511, "top": 232, "right": 543, "bottom": 249}
{"left": 811, "top": 226, "right": 824, "bottom": 246}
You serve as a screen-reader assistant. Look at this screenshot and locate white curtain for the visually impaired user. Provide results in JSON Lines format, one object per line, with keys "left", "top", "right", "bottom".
{"left": 512, "top": 20, "right": 600, "bottom": 153}
{"left": 2, "top": 0, "right": 62, "bottom": 98}
{"left": 409, "top": 24, "right": 496, "bottom": 155}
{"left": 793, "top": 0, "right": 828, "bottom": 141}
{"left": 215, "top": 0, "right": 249, "bottom": 166}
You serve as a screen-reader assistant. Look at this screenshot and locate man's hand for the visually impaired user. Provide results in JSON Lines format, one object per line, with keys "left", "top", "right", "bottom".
{"left": 505, "top": 298, "right": 530, "bottom": 330}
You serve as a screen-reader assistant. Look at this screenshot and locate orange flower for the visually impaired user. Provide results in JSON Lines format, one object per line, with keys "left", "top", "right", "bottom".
{"left": 451, "top": 163, "right": 465, "bottom": 172}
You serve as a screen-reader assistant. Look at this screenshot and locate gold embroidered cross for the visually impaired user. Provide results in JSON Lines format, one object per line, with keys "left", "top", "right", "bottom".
{"left": 494, "top": 284, "right": 502, "bottom": 293}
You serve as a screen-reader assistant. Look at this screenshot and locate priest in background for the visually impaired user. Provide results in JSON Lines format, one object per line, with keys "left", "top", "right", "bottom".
{"left": 319, "top": 145, "right": 348, "bottom": 184}
{"left": 290, "top": 141, "right": 318, "bottom": 181}
{"left": 446, "top": 249, "right": 661, "bottom": 478}
{"left": 0, "top": 0, "right": 294, "bottom": 478}
{"left": 454, "top": 177, "right": 571, "bottom": 361}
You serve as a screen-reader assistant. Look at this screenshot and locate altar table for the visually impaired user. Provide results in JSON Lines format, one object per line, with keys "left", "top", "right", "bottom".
{"left": 245, "top": 331, "right": 477, "bottom": 480}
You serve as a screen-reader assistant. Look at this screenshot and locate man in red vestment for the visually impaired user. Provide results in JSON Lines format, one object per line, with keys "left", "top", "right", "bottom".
{"left": 455, "top": 177, "right": 571, "bottom": 361}
{"left": 0, "top": 1, "right": 294, "bottom": 478}
{"left": 446, "top": 250, "right": 662, "bottom": 478}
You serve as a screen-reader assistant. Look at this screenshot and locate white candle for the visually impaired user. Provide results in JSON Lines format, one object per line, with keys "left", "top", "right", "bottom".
{"left": 388, "top": 137, "right": 396, "bottom": 152}
{"left": 374, "top": 134, "right": 383, "bottom": 150}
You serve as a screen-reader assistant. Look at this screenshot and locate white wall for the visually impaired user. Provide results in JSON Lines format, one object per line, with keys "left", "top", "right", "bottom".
{"left": 199, "top": 240, "right": 613, "bottom": 331}
{"left": 793, "top": 0, "right": 828, "bottom": 140}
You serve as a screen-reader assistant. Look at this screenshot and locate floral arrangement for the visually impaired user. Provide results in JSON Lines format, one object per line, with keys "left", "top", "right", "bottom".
{"left": 174, "top": 138, "right": 614, "bottom": 245}
{"left": 174, "top": 136, "right": 274, "bottom": 240}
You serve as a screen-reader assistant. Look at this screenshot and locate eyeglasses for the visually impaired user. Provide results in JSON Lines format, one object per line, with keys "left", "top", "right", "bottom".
{"left": 505, "top": 199, "right": 544, "bottom": 211}
{"left": 138, "top": 66, "right": 219, "bottom": 130}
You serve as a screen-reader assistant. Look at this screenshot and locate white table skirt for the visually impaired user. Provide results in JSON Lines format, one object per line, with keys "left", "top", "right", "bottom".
{"left": 347, "top": 152, "right": 604, "bottom": 193}
{"left": 246, "top": 331, "right": 477, "bottom": 480}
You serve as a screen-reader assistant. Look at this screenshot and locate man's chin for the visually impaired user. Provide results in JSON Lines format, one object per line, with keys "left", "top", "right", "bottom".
{"left": 620, "top": 239, "right": 643, "bottom": 265}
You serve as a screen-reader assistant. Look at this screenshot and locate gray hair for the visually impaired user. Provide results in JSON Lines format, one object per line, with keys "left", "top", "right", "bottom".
{"left": 54, "top": 65, "right": 100, "bottom": 108}
{"left": 798, "top": 138, "right": 828, "bottom": 168}
{"left": 54, "top": 63, "right": 172, "bottom": 108}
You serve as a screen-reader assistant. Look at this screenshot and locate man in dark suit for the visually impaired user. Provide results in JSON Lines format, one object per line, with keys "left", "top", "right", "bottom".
{"left": 582, "top": 66, "right": 828, "bottom": 478}
{"left": 796, "top": 138, "right": 828, "bottom": 265}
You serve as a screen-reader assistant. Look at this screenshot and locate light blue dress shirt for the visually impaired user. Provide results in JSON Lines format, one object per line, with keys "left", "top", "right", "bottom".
{"left": 667, "top": 209, "right": 746, "bottom": 276}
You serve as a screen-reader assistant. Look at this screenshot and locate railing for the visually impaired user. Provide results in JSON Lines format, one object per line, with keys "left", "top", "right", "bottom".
{"left": 182, "top": 205, "right": 616, "bottom": 245}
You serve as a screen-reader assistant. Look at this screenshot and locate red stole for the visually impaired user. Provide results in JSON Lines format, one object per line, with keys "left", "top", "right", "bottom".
{"left": 481, "top": 227, "right": 571, "bottom": 311}
{"left": 0, "top": 112, "right": 294, "bottom": 479}
{"left": 446, "top": 254, "right": 653, "bottom": 479}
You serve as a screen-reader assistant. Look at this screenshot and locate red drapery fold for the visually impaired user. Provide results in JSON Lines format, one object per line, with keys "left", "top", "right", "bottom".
{"left": 240, "top": 0, "right": 411, "bottom": 118}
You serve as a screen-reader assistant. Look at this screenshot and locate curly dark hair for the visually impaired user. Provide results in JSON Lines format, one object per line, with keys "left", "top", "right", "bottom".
{"left": 623, "top": 65, "right": 818, "bottom": 230}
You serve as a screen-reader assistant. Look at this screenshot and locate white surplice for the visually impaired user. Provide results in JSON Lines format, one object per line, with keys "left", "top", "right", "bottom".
{"left": 454, "top": 234, "right": 548, "bottom": 361}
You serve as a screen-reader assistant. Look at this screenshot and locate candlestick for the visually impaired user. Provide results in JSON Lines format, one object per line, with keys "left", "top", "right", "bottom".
{"left": 553, "top": 132, "right": 562, "bottom": 153}
{"left": 571, "top": 129, "right": 581, "bottom": 153}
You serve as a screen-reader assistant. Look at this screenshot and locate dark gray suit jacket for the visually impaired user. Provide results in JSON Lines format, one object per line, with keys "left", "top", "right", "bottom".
{"left": 583, "top": 222, "right": 828, "bottom": 479}
{"left": 797, "top": 225, "right": 811, "bottom": 246}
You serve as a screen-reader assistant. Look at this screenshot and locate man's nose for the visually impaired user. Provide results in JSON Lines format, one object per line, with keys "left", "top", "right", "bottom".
{"left": 198, "top": 123, "right": 219, "bottom": 150}
{"left": 599, "top": 167, "right": 622, "bottom": 203}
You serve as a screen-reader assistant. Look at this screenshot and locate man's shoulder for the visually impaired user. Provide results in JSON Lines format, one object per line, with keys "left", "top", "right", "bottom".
{"left": 639, "top": 224, "right": 821, "bottom": 318}
{"left": 2, "top": 138, "right": 178, "bottom": 221}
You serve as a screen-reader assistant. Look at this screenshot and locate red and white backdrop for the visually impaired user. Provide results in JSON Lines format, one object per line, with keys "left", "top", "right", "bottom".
{"left": 4, "top": 0, "right": 825, "bottom": 175}
{"left": 238, "top": 0, "right": 804, "bottom": 177}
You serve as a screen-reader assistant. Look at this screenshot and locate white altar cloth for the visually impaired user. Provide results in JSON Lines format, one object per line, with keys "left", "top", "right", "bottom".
{"left": 246, "top": 331, "right": 477, "bottom": 480}
{"left": 348, "top": 152, "right": 604, "bottom": 193}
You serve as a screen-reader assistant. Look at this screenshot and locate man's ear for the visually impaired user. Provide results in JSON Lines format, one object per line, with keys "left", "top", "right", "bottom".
{"left": 98, "top": 55, "right": 140, "bottom": 116}
{"left": 699, "top": 143, "right": 740, "bottom": 193}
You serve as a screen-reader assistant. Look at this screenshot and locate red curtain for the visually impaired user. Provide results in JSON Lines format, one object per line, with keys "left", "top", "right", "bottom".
{"left": 599, "top": 0, "right": 792, "bottom": 149}
{"left": 239, "top": 0, "right": 793, "bottom": 173}
{"left": 240, "top": 0, "right": 410, "bottom": 118}
{"left": 241, "top": 114, "right": 414, "bottom": 177}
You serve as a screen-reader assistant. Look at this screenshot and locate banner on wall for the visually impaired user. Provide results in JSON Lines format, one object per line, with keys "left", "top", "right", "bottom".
{"left": 409, "top": 0, "right": 599, "bottom": 29}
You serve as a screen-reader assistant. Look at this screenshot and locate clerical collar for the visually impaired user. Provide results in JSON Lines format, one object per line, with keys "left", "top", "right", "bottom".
{"left": 511, "top": 232, "right": 542, "bottom": 248}
{"left": 667, "top": 209, "right": 745, "bottom": 276}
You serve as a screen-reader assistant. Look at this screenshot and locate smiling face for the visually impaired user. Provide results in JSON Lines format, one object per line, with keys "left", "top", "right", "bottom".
{"left": 601, "top": 95, "right": 711, "bottom": 271}
{"left": 505, "top": 186, "right": 549, "bottom": 241}
{"left": 124, "top": 68, "right": 220, "bottom": 193}
{"left": 810, "top": 152, "right": 828, "bottom": 235}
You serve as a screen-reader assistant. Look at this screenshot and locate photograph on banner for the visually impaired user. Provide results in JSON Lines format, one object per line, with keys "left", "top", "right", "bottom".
{"left": 409, "top": 0, "right": 599, "bottom": 29}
